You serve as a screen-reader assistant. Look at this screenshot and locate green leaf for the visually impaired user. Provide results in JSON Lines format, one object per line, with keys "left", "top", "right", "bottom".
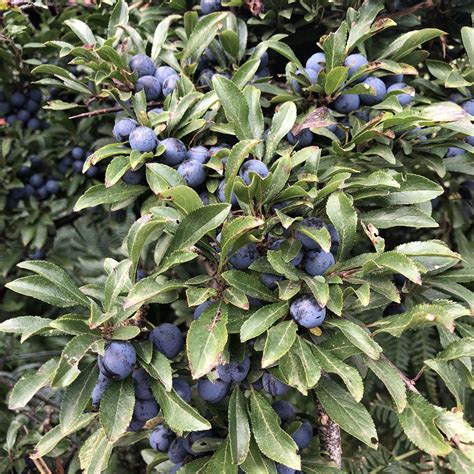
{"left": 105, "top": 155, "right": 130, "bottom": 187}
{"left": 220, "top": 216, "right": 263, "bottom": 268}
{"left": 8, "top": 359, "right": 58, "bottom": 410}
{"left": 228, "top": 387, "right": 250, "bottom": 465}
{"left": 204, "top": 437, "right": 236, "bottom": 473}
{"left": 240, "top": 302, "right": 288, "bottom": 342}
{"left": 240, "top": 437, "right": 271, "bottom": 474}
{"left": 104, "top": 260, "right": 132, "bottom": 312}
{"left": 436, "top": 410, "right": 474, "bottom": 444}
{"left": 79, "top": 428, "right": 114, "bottom": 474}
{"left": 250, "top": 390, "right": 301, "bottom": 470}
{"left": 139, "top": 350, "right": 173, "bottom": 391}
{"left": 74, "top": 183, "right": 147, "bottom": 212}
{"left": 325, "top": 66, "right": 348, "bottom": 95}
{"left": 127, "top": 215, "right": 164, "bottom": 277}
{"left": 100, "top": 378, "right": 135, "bottom": 442}
{"left": 0, "top": 316, "right": 52, "bottom": 343}
{"left": 346, "top": 0, "right": 387, "bottom": 50}
{"left": 364, "top": 357, "right": 407, "bottom": 412}
{"left": 182, "top": 12, "right": 228, "bottom": 62}
{"left": 224, "top": 139, "right": 260, "bottom": 202}
{"left": 398, "top": 392, "right": 451, "bottom": 456}
{"left": 108, "top": 0, "right": 129, "bottom": 39}
{"left": 160, "top": 186, "right": 204, "bottom": 214}
{"left": 264, "top": 155, "right": 292, "bottom": 203}
{"left": 360, "top": 206, "right": 438, "bottom": 229}
{"left": 146, "top": 162, "right": 185, "bottom": 193}
{"left": 437, "top": 338, "right": 474, "bottom": 361}
{"left": 326, "top": 319, "right": 382, "bottom": 360}
{"left": 222, "top": 270, "right": 278, "bottom": 303}
{"left": 326, "top": 191, "right": 357, "bottom": 260}
{"left": 213, "top": 75, "right": 252, "bottom": 140}
{"left": 316, "top": 378, "right": 378, "bottom": 448}
{"left": 52, "top": 334, "right": 102, "bottom": 387}
{"left": 64, "top": 19, "right": 96, "bottom": 45}
{"left": 363, "top": 251, "right": 422, "bottom": 285}
{"left": 322, "top": 22, "right": 348, "bottom": 70}
{"left": 384, "top": 174, "right": 443, "bottom": 205}
{"left": 264, "top": 102, "right": 297, "bottom": 164}
{"left": 424, "top": 359, "right": 463, "bottom": 408}
{"left": 151, "top": 15, "right": 181, "bottom": 62}
{"left": 6, "top": 276, "right": 82, "bottom": 308}
{"left": 262, "top": 321, "right": 298, "bottom": 368}
{"left": 277, "top": 337, "right": 321, "bottom": 395}
{"left": 18, "top": 260, "right": 90, "bottom": 307}
{"left": 167, "top": 203, "right": 231, "bottom": 254}
{"left": 373, "top": 300, "right": 469, "bottom": 337}
{"left": 60, "top": 362, "right": 98, "bottom": 431}
{"left": 124, "top": 278, "right": 184, "bottom": 308}
{"left": 395, "top": 240, "right": 461, "bottom": 272}
{"left": 312, "top": 345, "right": 363, "bottom": 402}
{"left": 187, "top": 302, "right": 228, "bottom": 379}
{"left": 461, "top": 27, "right": 474, "bottom": 67}
{"left": 32, "top": 413, "right": 97, "bottom": 459}
{"left": 448, "top": 449, "right": 474, "bottom": 474}
{"left": 151, "top": 380, "right": 211, "bottom": 435}
{"left": 379, "top": 28, "right": 446, "bottom": 60}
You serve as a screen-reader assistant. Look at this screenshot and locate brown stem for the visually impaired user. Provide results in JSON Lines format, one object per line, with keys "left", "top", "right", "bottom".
{"left": 380, "top": 354, "right": 420, "bottom": 394}
{"left": 30, "top": 457, "right": 52, "bottom": 474}
{"left": 380, "top": 0, "right": 436, "bottom": 19}
{"left": 316, "top": 398, "right": 342, "bottom": 468}
{"left": 68, "top": 100, "right": 161, "bottom": 120}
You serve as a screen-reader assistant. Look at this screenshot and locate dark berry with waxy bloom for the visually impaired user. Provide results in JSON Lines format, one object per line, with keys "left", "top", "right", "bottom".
{"left": 133, "top": 368, "right": 154, "bottom": 400}
{"left": 129, "top": 126, "right": 158, "bottom": 153}
{"left": 113, "top": 118, "right": 137, "bottom": 141}
{"left": 229, "top": 243, "right": 259, "bottom": 270}
{"left": 303, "top": 250, "right": 335, "bottom": 276}
{"left": 173, "top": 378, "right": 192, "bottom": 403}
{"left": 91, "top": 372, "right": 111, "bottom": 408}
{"left": 272, "top": 400, "right": 296, "bottom": 422}
{"left": 98, "top": 341, "right": 136, "bottom": 380}
{"left": 287, "top": 129, "right": 313, "bottom": 148}
{"left": 291, "top": 420, "right": 313, "bottom": 450}
{"left": 168, "top": 437, "right": 188, "bottom": 464}
{"left": 290, "top": 294, "right": 326, "bottom": 329}
{"left": 149, "top": 425, "right": 175, "bottom": 452}
{"left": 133, "top": 398, "right": 159, "bottom": 421}
{"left": 387, "top": 83, "right": 414, "bottom": 106}
{"left": 161, "top": 138, "right": 187, "bottom": 166}
{"left": 136, "top": 75, "right": 161, "bottom": 101}
{"left": 177, "top": 160, "right": 207, "bottom": 188}
{"left": 129, "top": 54, "right": 156, "bottom": 77}
{"left": 383, "top": 302, "right": 406, "bottom": 316}
{"left": 239, "top": 159, "right": 269, "bottom": 185}
{"left": 197, "top": 377, "right": 230, "bottom": 403}
{"left": 150, "top": 323, "right": 184, "bottom": 358}
{"left": 262, "top": 372, "right": 289, "bottom": 396}
{"left": 217, "top": 356, "right": 250, "bottom": 383}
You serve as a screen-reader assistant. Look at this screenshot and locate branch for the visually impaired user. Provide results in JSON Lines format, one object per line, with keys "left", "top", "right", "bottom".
{"left": 68, "top": 100, "right": 161, "bottom": 120}
{"left": 380, "top": 354, "right": 420, "bottom": 394}
{"left": 53, "top": 212, "right": 81, "bottom": 229}
{"left": 316, "top": 398, "right": 342, "bottom": 468}
{"left": 380, "top": 0, "right": 436, "bottom": 19}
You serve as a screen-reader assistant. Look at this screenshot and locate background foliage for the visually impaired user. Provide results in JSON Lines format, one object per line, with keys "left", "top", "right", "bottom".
{"left": 0, "top": 1, "right": 473, "bottom": 473}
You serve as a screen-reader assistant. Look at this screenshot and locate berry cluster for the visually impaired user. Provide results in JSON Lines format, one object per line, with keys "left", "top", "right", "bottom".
{"left": 7, "top": 156, "right": 60, "bottom": 208}
{"left": 130, "top": 54, "right": 180, "bottom": 100}
{"left": 57, "top": 146, "right": 100, "bottom": 178}
{"left": 0, "top": 87, "right": 46, "bottom": 131}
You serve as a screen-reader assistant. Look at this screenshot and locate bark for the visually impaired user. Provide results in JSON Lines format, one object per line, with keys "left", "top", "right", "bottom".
{"left": 316, "top": 398, "right": 342, "bottom": 469}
